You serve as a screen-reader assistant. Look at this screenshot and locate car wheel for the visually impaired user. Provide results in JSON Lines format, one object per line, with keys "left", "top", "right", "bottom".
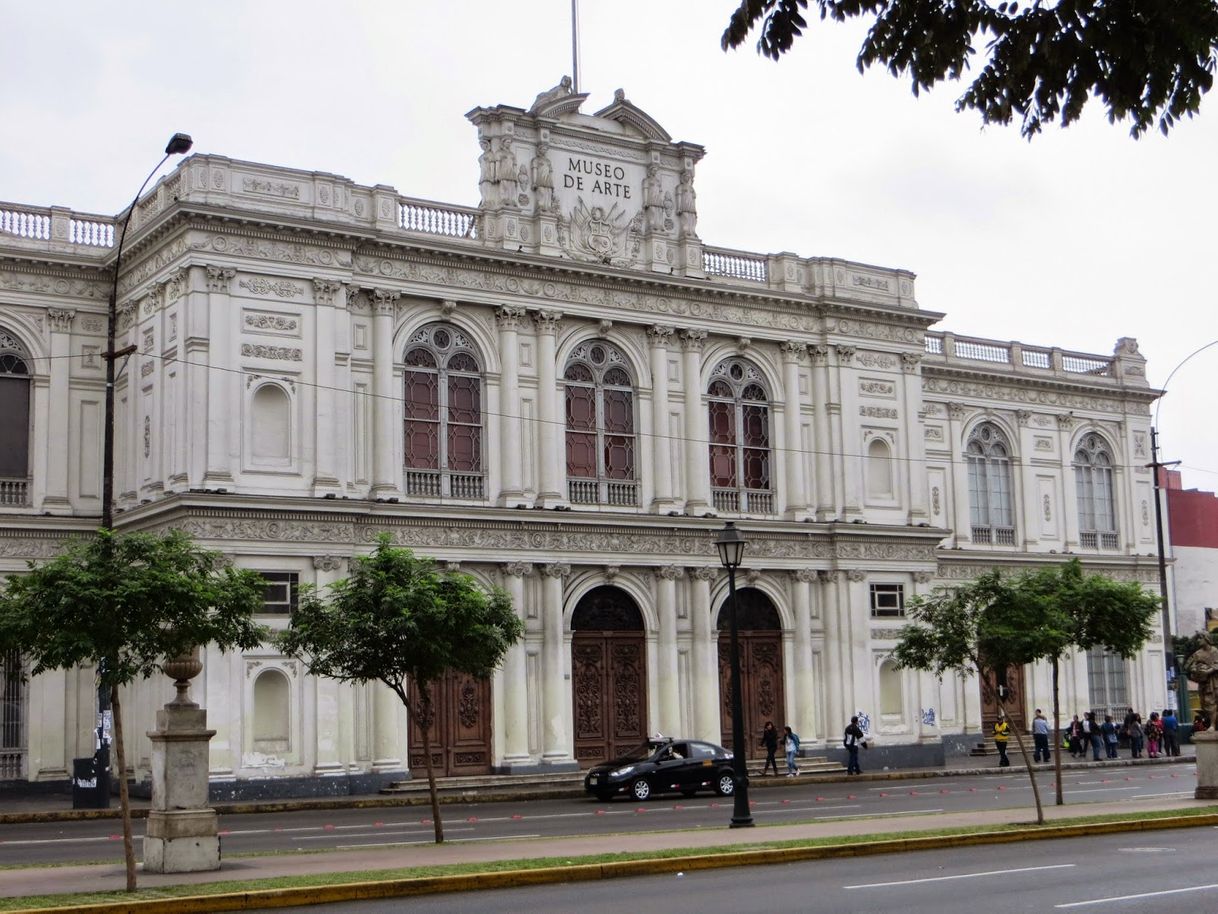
{"left": 631, "top": 778, "right": 652, "bottom": 801}
{"left": 715, "top": 771, "right": 736, "bottom": 796}
{"left": 680, "top": 788, "right": 699, "bottom": 798}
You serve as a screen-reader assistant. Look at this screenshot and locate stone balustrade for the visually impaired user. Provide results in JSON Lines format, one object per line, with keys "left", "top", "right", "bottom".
{"left": 922, "top": 331, "right": 1145, "bottom": 385}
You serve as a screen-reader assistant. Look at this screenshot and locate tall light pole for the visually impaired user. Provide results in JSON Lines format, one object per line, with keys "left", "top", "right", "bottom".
{"left": 715, "top": 521, "right": 753, "bottom": 828}
{"left": 1149, "top": 339, "right": 1218, "bottom": 716}
{"left": 95, "top": 133, "right": 193, "bottom": 780}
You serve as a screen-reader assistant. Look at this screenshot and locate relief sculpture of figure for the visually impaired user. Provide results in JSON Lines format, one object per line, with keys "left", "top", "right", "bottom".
{"left": 676, "top": 168, "right": 698, "bottom": 238}
{"left": 642, "top": 164, "right": 665, "bottom": 232}
{"left": 1185, "top": 631, "right": 1218, "bottom": 724}
{"left": 477, "top": 138, "right": 497, "bottom": 209}
{"left": 528, "top": 75, "right": 573, "bottom": 114}
{"left": 498, "top": 136, "right": 519, "bottom": 208}
{"left": 532, "top": 143, "right": 555, "bottom": 213}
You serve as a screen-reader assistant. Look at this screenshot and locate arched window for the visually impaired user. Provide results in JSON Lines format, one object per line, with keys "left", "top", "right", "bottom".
{"left": 252, "top": 669, "right": 290, "bottom": 754}
{"left": 708, "top": 358, "right": 773, "bottom": 514}
{"left": 966, "top": 422, "right": 1014, "bottom": 545}
{"left": 1074, "top": 434, "right": 1117, "bottom": 549}
{"left": 879, "top": 659, "right": 903, "bottom": 718}
{"left": 866, "top": 437, "right": 893, "bottom": 500}
{"left": 0, "top": 328, "right": 31, "bottom": 507}
{"left": 403, "top": 324, "right": 484, "bottom": 499}
{"left": 250, "top": 384, "right": 291, "bottom": 462}
{"left": 564, "top": 341, "right": 637, "bottom": 506}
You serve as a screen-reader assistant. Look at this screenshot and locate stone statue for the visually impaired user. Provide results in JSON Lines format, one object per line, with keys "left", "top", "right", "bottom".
{"left": 532, "top": 143, "right": 555, "bottom": 213}
{"left": 498, "top": 136, "right": 519, "bottom": 208}
{"left": 642, "top": 164, "right": 665, "bottom": 232}
{"left": 676, "top": 168, "right": 697, "bottom": 238}
{"left": 1186, "top": 631, "right": 1218, "bottom": 723}
{"left": 529, "top": 76, "right": 573, "bottom": 114}
{"left": 477, "top": 138, "right": 497, "bottom": 209}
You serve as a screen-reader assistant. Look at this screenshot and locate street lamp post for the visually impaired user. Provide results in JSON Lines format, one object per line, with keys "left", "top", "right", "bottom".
{"left": 715, "top": 521, "right": 753, "bottom": 828}
{"left": 95, "top": 133, "right": 193, "bottom": 782}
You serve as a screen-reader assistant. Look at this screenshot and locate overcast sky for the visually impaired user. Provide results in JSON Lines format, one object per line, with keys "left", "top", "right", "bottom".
{"left": 2, "top": 1, "right": 1215, "bottom": 490}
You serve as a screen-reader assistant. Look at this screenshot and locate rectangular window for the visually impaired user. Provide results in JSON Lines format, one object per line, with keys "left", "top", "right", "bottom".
{"left": 259, "top": 572, "right": 299, "bottom": 615}
{"left": 1086, "top": 646, "right": 1128, "bottom": 711}
{"left": 870, "top": 583, "right": 905, "bottom": 618}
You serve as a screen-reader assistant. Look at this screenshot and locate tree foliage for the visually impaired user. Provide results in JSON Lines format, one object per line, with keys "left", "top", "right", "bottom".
{"left": 0, "top": 528, "right": 268, "bottom": 891}
{"left": 278, "top": 535, "right": 522, "bottom": 843}
{"left": 722, "top": 0, "right": 1218, "bottom": 137}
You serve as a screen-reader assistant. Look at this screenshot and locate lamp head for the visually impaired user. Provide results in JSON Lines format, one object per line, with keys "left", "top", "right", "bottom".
{"left": 715, "top": 521, "right": 747, "bottom": 570}
{"left": 165, "top": 133, "right": 193, "bottom": 156}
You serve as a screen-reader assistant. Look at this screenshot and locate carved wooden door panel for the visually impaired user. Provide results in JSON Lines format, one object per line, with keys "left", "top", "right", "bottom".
{"left": 407, "top": 670, "right": 492, "bottom": 777}
{"left": 572, "top": 631, "right": 647, "bottom": 768}
{"left": 718, "top": 632, "right": 785, "bottom": 754}
{"left": 980, "top": 664, "right": 1028, "bottom": 735}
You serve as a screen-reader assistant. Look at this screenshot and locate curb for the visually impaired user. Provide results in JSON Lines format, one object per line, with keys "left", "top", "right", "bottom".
{"left": 0, "top": 754, "right": 1194, "bottom": 825}
{"left": 9, "top": 811, "right": 1218, "bottom": 913}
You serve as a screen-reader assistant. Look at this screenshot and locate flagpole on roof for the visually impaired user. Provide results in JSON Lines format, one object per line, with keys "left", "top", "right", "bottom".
{"left": 571, "top": 0, "right": 581, "bottom": 94}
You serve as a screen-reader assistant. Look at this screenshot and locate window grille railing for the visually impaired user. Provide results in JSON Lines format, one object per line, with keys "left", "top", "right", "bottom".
{"left": 568, "top": 479, "right": 638, "bottom": 506}
{"left": 702, "top": 248, "right": 768, "bottom": 283}
{"left": 971, "top": 525, "right": 1016, "bottom": 546}
{"left": 404, "top": 469, "right": 485, "bottom": 500}
{"left": 0, "top": 478, "right": 30, "bottom": 507}
{"left": 712, "top": 488, "right": 775, "bottom": 515}
{"left": 1, "top": 649, "right": 25, "bottom": 780}
{"left": 1080, "top": 531, "right": 1120, "bottom": 550}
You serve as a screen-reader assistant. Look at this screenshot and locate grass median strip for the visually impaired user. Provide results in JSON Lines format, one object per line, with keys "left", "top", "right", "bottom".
{"left": 4, "top": 805, "right": 1218, "bottom": 912}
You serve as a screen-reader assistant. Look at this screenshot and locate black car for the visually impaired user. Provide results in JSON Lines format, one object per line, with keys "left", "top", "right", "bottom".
{"left": 583, "top": 738, "right": 736, "bottom": 802}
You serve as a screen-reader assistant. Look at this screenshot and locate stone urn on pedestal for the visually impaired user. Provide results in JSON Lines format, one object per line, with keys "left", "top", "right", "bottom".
{"left": 143, "top": 647, "right": 220, "bottom": 873}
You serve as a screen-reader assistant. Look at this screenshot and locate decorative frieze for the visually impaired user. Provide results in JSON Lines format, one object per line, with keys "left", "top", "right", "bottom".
{"left": 239, "top": 277, "right": 305, "bottom": 299}
{"left": 923, "top": 376, "right": 1138, "bottom": 415}
{"left": 244, "top": 311, "right": 300, "bottom": 334}
{"left": 241, "top": 344, "right": 303, "bottom": 361}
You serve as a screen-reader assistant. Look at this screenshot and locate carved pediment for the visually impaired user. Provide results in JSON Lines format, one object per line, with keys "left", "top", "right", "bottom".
{"left": 593, "top": 89, "right": 672, "bottom": 142}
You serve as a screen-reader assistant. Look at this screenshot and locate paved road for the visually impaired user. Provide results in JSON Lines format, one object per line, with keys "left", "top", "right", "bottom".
{"left": 0, "top": 762, "right": 1195, "bottom": 866}
{"left": 256, "top": 825, "right": 1218, "bottom": 914}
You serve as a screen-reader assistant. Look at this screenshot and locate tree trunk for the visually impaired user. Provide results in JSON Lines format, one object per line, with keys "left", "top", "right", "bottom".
{"left": 418, "top": 684, "right": 444, "bottom": 844}
{"left": 110, "top": 683, "right": 137, "bottom": 891}
{"left": 1001, "top": 690, "right": 1044, "bottom": 826}
{"left": 1052, "top": 658, "right": 1064, "bottom": 806}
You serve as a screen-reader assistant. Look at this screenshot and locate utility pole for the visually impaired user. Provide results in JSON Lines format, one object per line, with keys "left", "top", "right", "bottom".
{"left": 1147, "top": 427, "right": 1182, "bottom": 713}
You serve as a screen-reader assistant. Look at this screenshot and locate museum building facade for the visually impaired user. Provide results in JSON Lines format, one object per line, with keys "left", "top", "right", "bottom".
{"left": 0, "top": 83, "right": 1168, "bottom": 796}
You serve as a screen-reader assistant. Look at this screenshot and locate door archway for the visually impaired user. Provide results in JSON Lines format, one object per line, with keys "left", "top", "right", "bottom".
{"left": 717, "top": 588, "right": 784, "bottom": 753}
{"left": 571, "top": 586, "right": 647, "bottom": 767}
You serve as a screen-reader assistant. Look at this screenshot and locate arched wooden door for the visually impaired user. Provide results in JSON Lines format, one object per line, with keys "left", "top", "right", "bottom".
{"left": 571, "top": 586, "right": 647, "bottom": 768}
{"left": 407, "top": 670, "right": 492, "bottom": 777}
{"left": 717, "top": 588, "right": 784, "bottom": 754}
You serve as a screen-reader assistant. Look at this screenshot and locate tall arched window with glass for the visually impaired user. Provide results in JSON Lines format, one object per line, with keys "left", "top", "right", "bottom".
{"left": 965, "top": 422, "right": 1014, "bottom": 545}
{"left": 1074, "top": 433, "right": 1118, "bottom": 549}
{"left": 402, "top": 324, "right": 484, "bottom": 499}
{"left": 707, "top": 358, "right": 773, "bottom": 514}
{"left": 0, "top": 328, "right": 31, "bottom": 507}
{"left": 564, "top": 341, "right": 637, "bottom": 506}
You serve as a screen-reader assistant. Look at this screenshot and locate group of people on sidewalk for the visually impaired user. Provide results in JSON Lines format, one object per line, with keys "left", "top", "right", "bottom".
{"left": 759, "top": 716, "right": 869, "bottom": 777}
{"left": 994, "top": 706, "right": 1198, "bottom": 766}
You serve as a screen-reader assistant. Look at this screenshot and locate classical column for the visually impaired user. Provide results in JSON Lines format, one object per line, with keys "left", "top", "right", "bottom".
{"left": 371, "top": 680, "right": 405, "bottom": 774}
{"left": 312, "top": 281, "right": 342, "bottom": 495}
{"left": 656, "top": 565, "right": 683, "bottom": 734}
{"left": 312, "top": 556, "right": 346, "bottom": 776}
{"left": 532, "top": 310, "right": 564, "bottom": 507}
{"left": 42, "top": 308, "right": 74, "bottom": 509}
{"left": 680, "top": 330, "right": 708, "bottom": 514}
{"left": 1058, "top": 413, "right": 1079, "bottom": 549}
{"left": 689, "top": 566, "right": 720, "bottom": 743}
{"left": 780, "top": 341, "right": 808, "bottom": 519}
{"left": 901, "top": 352, "right": 930, "bottom": 523}
{"left": 792, "top": 569, "right": 817, "bottom": 741}
{"left": 836, "top": 345, "right": 863, "bottom": 520}
{"left": 370, "top": 288, "right": 400, "bottom": 499}
{"left": 648, "top": 326, "right": 676, "bottom": 512}
{"left": 819, "top": 570, "right": 847, "bottom": 733}
{"left": 202, "top": 266, "right": 235, "bottom": 485}
{"left": 809, "top": 345, "right": 834, "bottom": 520}
{"left": 496, "top": 307, "right": 527, "bottom": 506}
{"left": 501, "top": 562, "right": 534, "bottom": 766}
{"left": 540, "top": 562, "right": 571, "bottom": 763}
{"left": 946, "top": 402, "right": 971, "bottom": 546}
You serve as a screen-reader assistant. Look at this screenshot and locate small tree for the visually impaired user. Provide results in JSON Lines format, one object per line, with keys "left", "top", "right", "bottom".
{"left": 0, "top": 529, "right": 267, "bottom": 891}
{"left": 278, "top": 536, "right": 522, "bottom": 844}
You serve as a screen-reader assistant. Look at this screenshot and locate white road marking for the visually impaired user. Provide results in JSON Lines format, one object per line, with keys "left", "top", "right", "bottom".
{"left": 1130, "top": 791, "right": 1192, "bottom": 799}
{"left": 751, "top": 805, "right": 861, "bottom": 816}
{"left": 816, "top": 808, "right": 944, "bottom": 821}
{"left": 846, "top": 863, "right": 1075, "bottom": 889}
{"left": 294, "top": 827, "right": 474, "bottom": 841}
{"left": 0, "top": 835, "right": 144, "bottom": 847}
{"left": 337, "top": 834, "right": 541, "bottom": 850}
{"left": 1056, "top": 882, "right": 1218, "bottom": 908}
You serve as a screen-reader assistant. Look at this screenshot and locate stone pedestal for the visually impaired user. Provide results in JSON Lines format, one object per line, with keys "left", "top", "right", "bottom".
{"left": 1194, "top": 730, "right": 1218, "bottom": 799}
{"left": 143, "top": 653, "right": 220, "bottom": 873}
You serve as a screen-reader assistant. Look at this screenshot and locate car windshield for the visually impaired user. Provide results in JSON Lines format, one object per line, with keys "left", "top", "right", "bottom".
{"left": 616, "top": 741, "right": 664, "bottom": 762}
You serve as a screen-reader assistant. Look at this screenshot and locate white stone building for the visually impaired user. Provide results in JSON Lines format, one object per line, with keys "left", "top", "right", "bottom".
{"left": 0, "top": 83, "right": 1167, "bottom": 797}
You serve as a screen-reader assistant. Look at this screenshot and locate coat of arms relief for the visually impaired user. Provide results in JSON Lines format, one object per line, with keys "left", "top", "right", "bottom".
{"left": 558, "top": 199, "right": 641, "bottom": 267}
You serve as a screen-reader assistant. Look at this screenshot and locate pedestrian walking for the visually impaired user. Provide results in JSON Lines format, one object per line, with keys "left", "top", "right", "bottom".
{"left": 783, "top": 725, "right": 800, "bottom": 776}
{"left": 992, "top": 714, "right": 1011, "bottom": 767}
{"left": 1101, "top": 714, "right": 1119, "bottom": 759}
{"left": 1068, "top": 714, "right": 1084, "bottom": 758}
{"left": 759, "top": 721, "right": 779, "bottom": 776}
{"left": 1082, "top": 711, "right": 1103, "bottom": 761}
{"left": 1031, "top": 708, "right": 1051, "bottom": 763}
{"left": 843, "top": 716, "right": 865, "bottom": 775}
{"left": 1125, "top": 710, "right": 1144, "bottom": 758}
{"left": 1161, "top": 708, "right": 1180, "bottom": 756}
{"left": 1144, "top": 711, "right": 1163, "bottom": 758}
